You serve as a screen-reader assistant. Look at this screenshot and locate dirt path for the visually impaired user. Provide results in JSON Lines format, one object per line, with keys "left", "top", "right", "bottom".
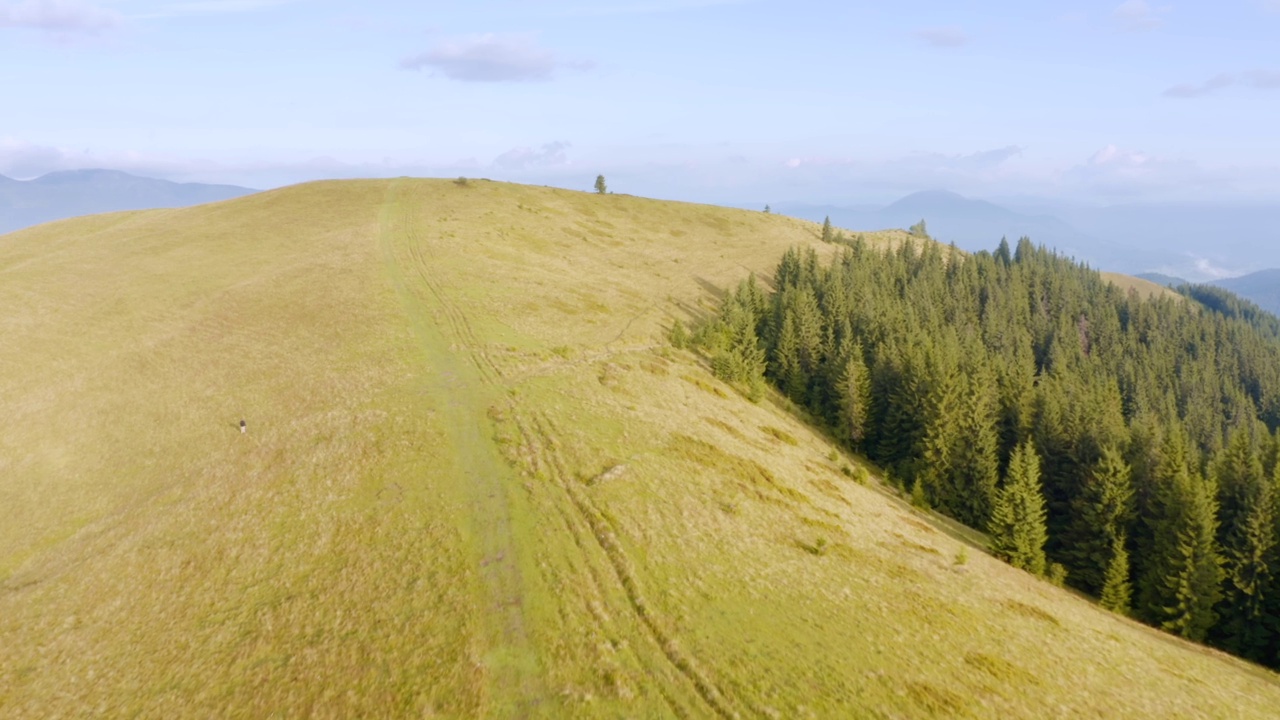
{"left": 378, "top": 182, "right": 548, "bottom": 718}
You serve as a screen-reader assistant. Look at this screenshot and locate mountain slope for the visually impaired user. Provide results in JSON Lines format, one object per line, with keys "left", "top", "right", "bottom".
{"left": 2, "top": 179, "right": 1277, "bottom": 718}
{"left": 0, "top": 169, "right": 254, "bottom": 235}
{"left": 1137, "top": 270, "right": 1280, "bottom": 316}
{"left": 1215, "top": 269, "right": 1280, "bottom": 315}
{"left": 777, "top": 191, "right": 1156, "bottom": 272}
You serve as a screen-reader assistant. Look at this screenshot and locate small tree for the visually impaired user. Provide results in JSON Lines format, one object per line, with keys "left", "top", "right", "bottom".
{"left": 989, "top": 441, "right": 1048, "bottom": 576}
{"left": 1100, "top": 535, "right": 1133, "bottom": 615}
{"left": 594, "top": 175, "right": 608, "bottom": 194}
{"left": 764, "top": 204, "right": 771, "bottom": 214}
{"left": 821, "top": 216, "right": 833, "bottom": 243}
{"left": 909, "top": 219, "right": 928, "bottom": 238}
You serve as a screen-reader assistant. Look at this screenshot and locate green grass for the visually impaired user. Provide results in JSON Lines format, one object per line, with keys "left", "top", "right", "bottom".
{"left": 2, "top": 178, "right": 1278, "bottom": 717}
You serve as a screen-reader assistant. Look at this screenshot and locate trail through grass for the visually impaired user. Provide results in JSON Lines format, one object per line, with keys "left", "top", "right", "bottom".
{"left": 378, "top": 181, "right": 548, "bottom": 716}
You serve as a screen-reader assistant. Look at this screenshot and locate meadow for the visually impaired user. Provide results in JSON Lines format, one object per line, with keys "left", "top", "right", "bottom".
{"left": 2, "top": 178, "right": 1277, "bottom": 717}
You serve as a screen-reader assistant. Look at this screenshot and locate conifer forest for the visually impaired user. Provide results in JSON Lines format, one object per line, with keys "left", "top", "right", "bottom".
{"left": 695, "top": 236, "right": 1280, "bottom": 667}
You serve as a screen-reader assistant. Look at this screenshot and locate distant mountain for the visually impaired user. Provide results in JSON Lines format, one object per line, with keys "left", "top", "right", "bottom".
{"left": 777, "top": 192, "right": 1280, "bottom": 282}
{"left": 1137, "top": 270, "right": 1280, "bottom": 316}
{"left": 0, "top": 169, "right": 255, "bottom": 235}
{"left": 1001, "top": 199, "right": 1280, "bottom": 282}
{"left": 1214, "top": 270, "right": 1280, "bottom": 316}
{"left": 775, "top": 191, "right": 1161, "bottom": 272}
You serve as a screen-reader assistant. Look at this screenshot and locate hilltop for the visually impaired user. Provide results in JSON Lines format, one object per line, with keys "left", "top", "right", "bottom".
{"left": 2, "top": 179, "right": 1278, "bottom": 718}
{"left": 0, "top": 169, "right": 254, "bottom": 235}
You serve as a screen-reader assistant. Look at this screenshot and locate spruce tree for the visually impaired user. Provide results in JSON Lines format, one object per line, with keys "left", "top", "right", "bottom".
{"left": 837, "top": 344, "right": 872, "bottom": 449}
{"left": 1068, "top": 447, "right": 1135, "bottom": 593}
{"left": 1100, "top": 534, "right": 1133, "bottom": 615}
{"left": 594, "top": 175, "right": 607, "bottom": 194}
{"left": 1214, "top": 428, "right": 1276, "bottom": 658}
{"left": 822, "top": 216, "right": 834, "bottom": 243}
{"left": 941, "top": 368, "right": 1000, "bottom": 527}
{"left": 990, "top": 441, "right": 1049, "bottom": 576}
{"left": 1157, "top": 473, "right": 1225, "bottom": 642}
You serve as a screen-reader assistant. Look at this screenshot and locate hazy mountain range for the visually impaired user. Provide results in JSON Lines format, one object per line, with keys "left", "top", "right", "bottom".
{"left": 1137, "top": 269, "right": 1280, "bottom": 316}
{"left": 776, "top": 190, "right": 1280, "bottom": 285}
{"left": 0, "top": 170, "right": 254, "bottom": 235}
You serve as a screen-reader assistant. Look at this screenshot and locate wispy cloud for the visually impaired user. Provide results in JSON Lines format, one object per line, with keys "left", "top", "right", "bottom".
{"left": 1111, "top": 0, "right": 1168, "bottom": 32}
{"left": 0, "top": 0, "right": 119, "bottom": 34}
{"left": 494, "top": 141, "right": 572, "bottom": 169}
{"left": 1190, "top": 255, "right": 1240, "bottom": 280}
{"left": 129, "top": 0, "right": 313, "bottom": 19}
{"left": 1164, "top": 73, "right": 1235, "bottom": 98}
{"left": 914, "top": 25, "right": 968, "bottom": 48}
{"left": 401, "top": 33, "right": 592, "bottom": 83}
{"left": 1163, "top": 70, "right": 1280, "bottom": 98}
{"left": 549, "top": 0, "right": 750, "bottom": 17}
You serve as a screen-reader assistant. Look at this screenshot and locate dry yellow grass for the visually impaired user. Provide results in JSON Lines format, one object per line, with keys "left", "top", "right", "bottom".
{"left": 1101, "top": 271, "right": 1183, "bottom": 301}
{"left": 1, "top": 178, "right": 1276, "bottom": 718}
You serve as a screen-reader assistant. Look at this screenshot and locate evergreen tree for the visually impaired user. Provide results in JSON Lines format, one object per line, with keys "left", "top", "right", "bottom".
{"left": 1214, "top": 427, "right": 1276, "bottom": 658}
{"left": 994, "top": 237, "right": 1013, "bottom": 267}
{"left": 1156, "top": 473, "right": 1225, "bottom": 642}
{"left": 990, "top": 441, "right": 1049, "bottom": 576}
{"left": 594, "top": 175, "right": 608, "bottom": 194}
{"left": 1100, "top": 534, "right": 1133, "bottom": 615}
{"left": 822, "top": 216, "right": 833, "bottom": 243}
{"left": 1067, "top": 447, "right": 1135, "bottom": 593}
{"left": 837, "top": 344, "right": 872, "bottom": 448}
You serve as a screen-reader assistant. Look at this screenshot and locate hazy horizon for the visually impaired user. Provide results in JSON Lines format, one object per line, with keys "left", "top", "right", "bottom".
{"left": 2, "top": 0, "right": 1279, "bottom": 206}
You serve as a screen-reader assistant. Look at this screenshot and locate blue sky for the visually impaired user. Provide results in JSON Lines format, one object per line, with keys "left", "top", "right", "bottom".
{"left": 1, "top": 0, "right": 1278, "bottom": 204}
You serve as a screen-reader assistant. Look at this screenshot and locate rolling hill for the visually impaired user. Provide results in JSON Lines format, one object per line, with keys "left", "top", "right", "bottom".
{"left": 0, "top": 169, "right": 254, "bottom": 235}
{"left": 2, "top": 179, "right": 1278, "bottom": 718}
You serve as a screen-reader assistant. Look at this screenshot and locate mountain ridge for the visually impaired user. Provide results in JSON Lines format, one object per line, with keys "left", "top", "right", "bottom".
{"left": 779, "top": 191, "right": 1280, "bottom": 282}
{"left": 0, "top": 169, "right": 255, "bottom": 235}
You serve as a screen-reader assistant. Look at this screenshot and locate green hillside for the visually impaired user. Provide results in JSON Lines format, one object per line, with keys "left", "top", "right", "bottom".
{"left": 3, "top": 179, "right": 1279, "bottom": 718}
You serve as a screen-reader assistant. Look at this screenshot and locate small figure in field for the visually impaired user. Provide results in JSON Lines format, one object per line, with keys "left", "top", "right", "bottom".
{"left": 240, "top": 419, "right": 247, "bottom": 434}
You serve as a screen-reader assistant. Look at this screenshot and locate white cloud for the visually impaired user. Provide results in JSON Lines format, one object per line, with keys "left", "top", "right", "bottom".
{"left": 138, "top": 0, "right": 305, "bottom": 17}
{"left": 914, "top": 26, "right": 968, "bottom": 48}
{"left": 1111, "top": 0, "right": 1168, "bottom": 32}
{"left": 0, "top": 0, "right": 119, "bottom": 34}
{"left": 1191, "top": 255, "right": 1239, "bottom": 280}
{"left": 1163, "top": 69, "right": 1280, "bottom": 98}
{"left": 1164, "top": 73, "right": 1234, "bottom": 98}
{"left": 494, "top": 141, "right": 571, "bottom": 169}
{"left": 545, "top": 0, "right": 751, "bottom": 17}
{"left": 401, "top": 33, "right": 592, "bottom": 83}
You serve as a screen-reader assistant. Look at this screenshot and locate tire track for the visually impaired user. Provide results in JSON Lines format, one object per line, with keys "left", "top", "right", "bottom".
{"left": 502, "top": 402, "right": 692, "bottom": 719}
{"left": 510, "top": 408, "right": 744, "bottom": 719}
{"left": 396, "top": 205, "right": 503, "bottom": 383}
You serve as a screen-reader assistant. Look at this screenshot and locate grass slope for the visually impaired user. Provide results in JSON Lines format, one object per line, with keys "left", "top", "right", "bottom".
{"left": 2, "top": 179, "right": 1277, "bottom": 718}
{"left": 1101, "top": 271, "right": 1183, "bottom": 301}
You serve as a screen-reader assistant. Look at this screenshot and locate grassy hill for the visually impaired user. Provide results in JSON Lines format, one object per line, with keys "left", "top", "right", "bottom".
{"left": 2, "top": 179, "right": 1278, "bottom": 718}
{"left": 1100, "top": 271, "right": 1184, "bottom": 301}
